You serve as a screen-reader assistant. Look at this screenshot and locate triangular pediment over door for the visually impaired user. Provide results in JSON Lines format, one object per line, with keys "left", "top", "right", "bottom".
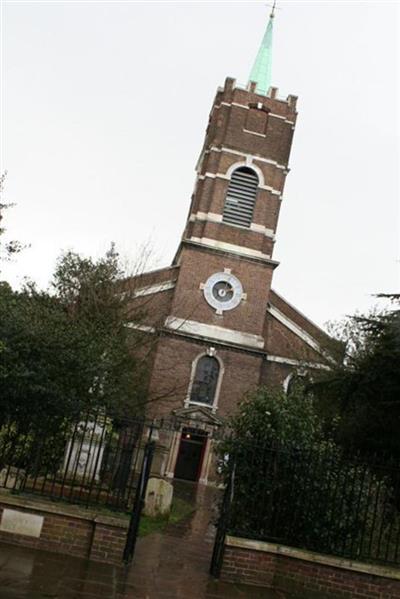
{"left": 172, "top": 405, "right": 224, "bottom": 434}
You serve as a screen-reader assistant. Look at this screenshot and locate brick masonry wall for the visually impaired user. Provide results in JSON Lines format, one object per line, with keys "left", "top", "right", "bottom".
{"left": 269, "top": 289, "right": 339, "bottom": 355}
{"left": 90, "top": 521, "right": 127, "bottom": 564}
{"left": 204, "top": 79, "right": 297, "bottom": 166}
{"left": 147, "top": 334, "right": 263, "bottom": 421}
{"left": 263, "top": 310, "right": 324, "bottom": 363}
{"left": 221, "top": 540, "right": 400, "bottom": 599}
{"left": 0, "top": 496, "right": 128, "bottom": 565}
{"left": 169, "top": 244, "right": 274, "bottom": 338}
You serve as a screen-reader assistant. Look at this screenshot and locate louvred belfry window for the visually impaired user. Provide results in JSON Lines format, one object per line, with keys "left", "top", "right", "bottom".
{"left": 190, "top": 356, "right": 220, "bottom": 406}
{"left": 222, "top": 166, "right": 259, "bottom": 228}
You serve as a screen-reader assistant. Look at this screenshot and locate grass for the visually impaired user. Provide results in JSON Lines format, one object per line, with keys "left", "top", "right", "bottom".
{"left": 138, "top": 496, "right": 195, "bottom": 537}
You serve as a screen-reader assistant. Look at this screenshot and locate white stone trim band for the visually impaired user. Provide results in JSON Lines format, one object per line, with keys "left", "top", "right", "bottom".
{"left": 197, "top": 172, "right": 281, "bottom": 196}
{"left": 189, "top": 212, "right": 275, "bottom": 240}
{"left": 189, "top": 211, "right": 222, "bottom": 224}
{"left": 243, "top": 129, "right": 266, "bottom": 138}
{"left": 164, "top": 316, "right": 265, "bottom": 349}
{"left": 207, "top": 146, "right": 287, "bottom": 171}
{"left": 125, "top": 323, "right": 156, "bottom": 334}
{"left": 250, "top": 222, "right": 276, "bottom": 239}
{"left": 266, "top": 355, "right": 330, "bottom": 371}
{"left": 271, "top": 289, "right": 325, "bottom": 336}
{"left": 267, "top": 305, "right": 336, "bottom": 364}
{"left": 218, "top": 101, "right": 295, "bottom": 125}
{"left": 189, "top": 236, "right": 271, "bottom": 260}
{"left": 133, "top": 280, "right": 176, "bottom": 297}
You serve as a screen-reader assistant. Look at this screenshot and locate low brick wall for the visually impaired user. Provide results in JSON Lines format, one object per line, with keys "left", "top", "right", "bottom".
{"left": 221, "top": 536, "right": 400, "bottom": 598}
{"left": 0, "top": 492, "right": 129, "bottom": 564}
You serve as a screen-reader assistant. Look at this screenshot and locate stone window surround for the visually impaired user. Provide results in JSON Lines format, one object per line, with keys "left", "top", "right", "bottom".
{"left": 184, "top": 348, "right": 225, "bottom": 414}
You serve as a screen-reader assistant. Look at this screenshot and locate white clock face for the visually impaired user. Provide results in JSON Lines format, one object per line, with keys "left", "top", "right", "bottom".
{"left": 203, "top": 272, "right": 244, "bottom": 312}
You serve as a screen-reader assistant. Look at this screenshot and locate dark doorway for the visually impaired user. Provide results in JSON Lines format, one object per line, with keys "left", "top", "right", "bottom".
{"left": 174, "top": 428, "right": 207, "bottom": 482}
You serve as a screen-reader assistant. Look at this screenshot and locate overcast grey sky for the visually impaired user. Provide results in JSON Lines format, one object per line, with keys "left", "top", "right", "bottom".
{"left": 1, "top": 0, "right": 399, "bottom": 328}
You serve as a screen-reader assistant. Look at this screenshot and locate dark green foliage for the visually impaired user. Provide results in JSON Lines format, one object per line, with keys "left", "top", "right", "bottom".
{"left": 222, "top": 386, "right": 398, "bottom": 564}
{"left": 51, "top": 246, "right": 150, "bottom": 416}
{"left": 313, "top": 296, "right": 400, "bottom": 457}
{"left": 227, "top": 383, "right": 326, "bottom": 449}
{"left": 0, "top": 281, "right": 87, "bottom": 429}
{"left": 0, "top": 246, "right": 150, "bottom": 443}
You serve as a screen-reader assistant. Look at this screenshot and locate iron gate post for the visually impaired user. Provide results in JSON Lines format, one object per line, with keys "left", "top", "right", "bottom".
{"left": 210, "top": 460, "right": 235, "bottom": 578}
{"left": 123, "top": 437, "right": 156, "bottom": 563}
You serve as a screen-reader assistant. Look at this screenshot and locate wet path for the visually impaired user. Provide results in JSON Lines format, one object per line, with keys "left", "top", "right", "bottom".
{"left": 0, "top": 483, "right": 283, "bottom": 598}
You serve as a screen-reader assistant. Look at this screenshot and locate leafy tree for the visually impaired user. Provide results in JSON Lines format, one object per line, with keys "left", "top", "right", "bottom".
{"left": 0, "top": 172, "right": 24, "bottom": 263}
{"left": 313, "top": 296, "right": 400, "bottom": 457}
{"left": 222, "top": 386, "right": 393, "bottom": 562}
{"left": 0, "top": 246, "right": 156, "bottom": 481}
{"left": 0, "top": 281, "right": 89, "bottom": 429}
{"left": 51, "top": 245, "right": 151, "bottom": 416}
{"left": 0, "top": 246, "right": 151, "bottom": 435}
{"left": 227, "top": 383, "right": 327, "bottom": 450}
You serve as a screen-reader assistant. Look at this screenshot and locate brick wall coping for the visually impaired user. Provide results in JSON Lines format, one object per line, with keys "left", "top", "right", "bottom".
{"left": 226, "top": 535, "right": 400, "bottom": 581}
{"left": 0, "top": 490, "right": 129, "bottom": 530}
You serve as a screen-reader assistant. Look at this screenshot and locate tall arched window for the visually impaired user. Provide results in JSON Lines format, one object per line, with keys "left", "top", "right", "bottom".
{"left": 222, "top": 166, "right": 259, "bottom": 228}
{"left": 190, "top": 356, "right": 220, "bottom": 406}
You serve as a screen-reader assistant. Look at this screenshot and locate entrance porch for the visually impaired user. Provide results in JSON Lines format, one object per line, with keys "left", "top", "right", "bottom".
{"left": 162, "top": 406, "right": 224, "bottom": 485}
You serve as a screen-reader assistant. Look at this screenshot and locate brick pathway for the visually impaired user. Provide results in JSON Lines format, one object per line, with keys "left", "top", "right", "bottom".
{"left": 0, "top": 483, "right": 283, "bottom": 598}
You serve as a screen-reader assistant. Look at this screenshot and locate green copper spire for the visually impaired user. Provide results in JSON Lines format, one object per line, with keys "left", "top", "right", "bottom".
{"left": 249, "top": 4, "right": 275, "bottom": 95}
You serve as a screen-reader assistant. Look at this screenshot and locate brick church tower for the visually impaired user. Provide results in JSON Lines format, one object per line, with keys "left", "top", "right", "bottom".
{"left": 169, "top": 77, "right": 297, "bottom": 352}
{"left": 125, "top": 9, "right": 335, "bottom": 484}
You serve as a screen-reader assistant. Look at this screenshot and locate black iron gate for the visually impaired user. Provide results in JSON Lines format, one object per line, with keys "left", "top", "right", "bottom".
{"left": 0, "top": 409, "right": 158, "bottom": 564}
{"left": 123, "top": 436, "right": 155, "bottom": 563}
{"left": 210, "top": 460, "right": 235, "bottom": 578}
{"left": 0, "top": 410, "right": 147, "bottom": 511}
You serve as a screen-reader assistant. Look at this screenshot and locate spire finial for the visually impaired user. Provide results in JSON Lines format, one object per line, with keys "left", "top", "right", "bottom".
{"left": 270, "top": 1, "right": 277, "bottom": 19}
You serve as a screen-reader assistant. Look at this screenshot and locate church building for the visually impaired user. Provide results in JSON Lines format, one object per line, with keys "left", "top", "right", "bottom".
{"left": 125, "top": 10, "right": 337, "bottom": 484}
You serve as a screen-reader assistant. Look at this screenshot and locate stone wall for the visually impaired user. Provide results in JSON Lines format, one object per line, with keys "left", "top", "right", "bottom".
{"left": 0, "top": 492, "right": 128, "bottom": 565}
{"left": 220, "top": 536, "right": 400, "bottom": 598}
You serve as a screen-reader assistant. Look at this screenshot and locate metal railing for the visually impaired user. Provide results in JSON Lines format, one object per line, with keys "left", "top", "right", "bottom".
{"left": 0, "top": 410, "right": 146, "bottom": 511}
{"left": 219, "top": 440, "right": 400, "bottom": 567}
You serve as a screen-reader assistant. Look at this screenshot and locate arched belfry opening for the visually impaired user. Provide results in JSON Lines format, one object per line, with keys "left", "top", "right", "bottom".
{"left": 222, "top": 166, "right": 259, "bottom": 228}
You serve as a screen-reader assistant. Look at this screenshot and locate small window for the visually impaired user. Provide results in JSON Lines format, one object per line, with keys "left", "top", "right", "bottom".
{"left": 222, "top": 167, "right": 258, "bottom": 228}
{"left": 190, "top": 356, "right": 220, "bottom": 406}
